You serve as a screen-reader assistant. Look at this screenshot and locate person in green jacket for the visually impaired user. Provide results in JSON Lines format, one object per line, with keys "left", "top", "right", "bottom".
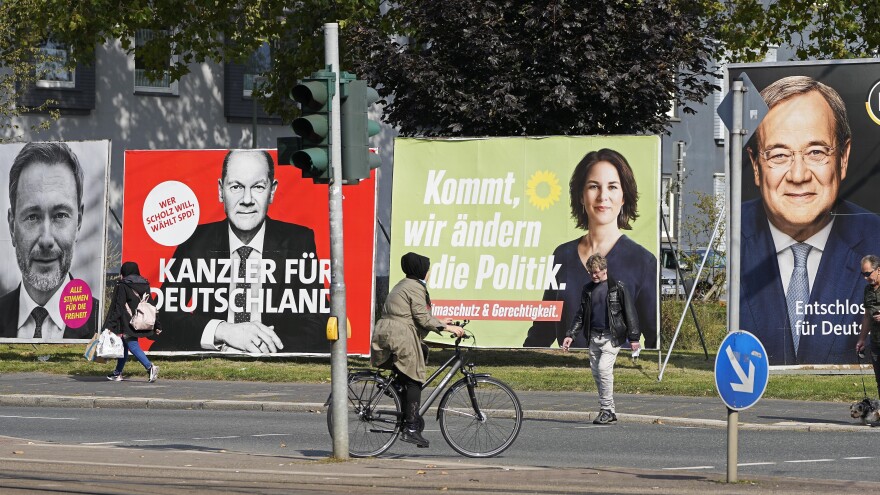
{"left": 371, "top": 252, "right": 464, "bottom": 448}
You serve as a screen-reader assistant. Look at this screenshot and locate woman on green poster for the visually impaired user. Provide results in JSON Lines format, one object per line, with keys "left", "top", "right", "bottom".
{"left": 523, "top": 148, "right": 657, "bottom": 349}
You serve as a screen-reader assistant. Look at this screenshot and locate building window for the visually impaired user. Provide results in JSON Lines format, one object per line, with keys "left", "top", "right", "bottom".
{"left": 36, "top": 40, "right": 75, "bottom": 89}
{"left": 134, "top": 29, "right": 178, "bottom": 94}
{"left": 243, "top": 43, "right": 271, "bottom": 97}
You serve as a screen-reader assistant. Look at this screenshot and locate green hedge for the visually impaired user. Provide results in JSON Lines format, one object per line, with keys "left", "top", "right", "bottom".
{"left": 660, "top": 300, "right": 727, "bottom": 352}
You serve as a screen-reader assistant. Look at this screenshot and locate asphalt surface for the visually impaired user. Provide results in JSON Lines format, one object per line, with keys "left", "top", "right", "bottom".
{"left": 0, "top": 372, "right": 871, "bottom": 431}
{"left": 3, "top": 372, "right": 880, "bottom": 493}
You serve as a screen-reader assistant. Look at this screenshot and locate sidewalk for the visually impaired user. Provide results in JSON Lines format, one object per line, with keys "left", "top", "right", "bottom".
{"left": 0, "top": 372, "right": 870, "bottom": 431}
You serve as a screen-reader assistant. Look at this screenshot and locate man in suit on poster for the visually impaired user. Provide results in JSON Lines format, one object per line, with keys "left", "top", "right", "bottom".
{"left": 741, "top": 75, "right": 880, "bottom": 365}
{"left": 0, "top": 142, "right": 97, "bottom": 339}
{"left": 151, "top": 150, "right": 329, "bottom": 353}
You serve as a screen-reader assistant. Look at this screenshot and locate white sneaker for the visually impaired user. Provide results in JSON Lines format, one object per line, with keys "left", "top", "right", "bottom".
{"left": 149, "top": 365, "right": 159, "bottom": 383}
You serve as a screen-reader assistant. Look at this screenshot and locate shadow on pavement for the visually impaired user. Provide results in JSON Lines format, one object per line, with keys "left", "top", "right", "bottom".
{"left": 757, "top": 414, "right": 853, "bottom": 425}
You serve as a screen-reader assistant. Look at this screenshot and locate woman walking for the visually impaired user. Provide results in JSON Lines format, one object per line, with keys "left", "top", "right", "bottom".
{"left": 105, "top": 262, "right": 162, "bottom": 382}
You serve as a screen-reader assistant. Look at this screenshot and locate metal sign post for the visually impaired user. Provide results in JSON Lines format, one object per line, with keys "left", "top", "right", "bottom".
{"left": 714, "top": 331, "right": 769, "bottom": 482}
{"left": 716, "top": 73, "right": 769, "bottom": 482}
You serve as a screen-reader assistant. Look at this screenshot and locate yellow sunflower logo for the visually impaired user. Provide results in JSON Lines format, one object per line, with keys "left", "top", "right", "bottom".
{"left": 526, "top": 171, "right": 562, "bottom": 210}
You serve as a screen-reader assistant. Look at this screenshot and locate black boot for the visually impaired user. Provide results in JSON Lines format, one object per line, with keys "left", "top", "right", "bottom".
{"left": 400, "top": 424, "right": 430, "bottom": 448}
{"left": 400, "top": 400, "right": 429, "bottom": 448}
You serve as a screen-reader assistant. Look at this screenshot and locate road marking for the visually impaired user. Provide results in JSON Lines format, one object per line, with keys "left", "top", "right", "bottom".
{"left": 737, "top": 462, "right": 776, "bottom": 466}
{"left": 0, "top": 415, "right": 77, "bottom": 421}
{"left": 662, "top": 466, "right": 714, "bottom": 470}
{"left": 784, "top": 459, "right": 834, "bottom": 463}
{"left": 843, "top": 456, "right": 873, "bottom": 460}
{"left": 550, "top": 425, "right": 609, "bottom": 429}
{"left": 192, "top": 435, "right": 240, "bottom": 440}
{"left": 250, "top": 433, "right": 292, "bottom": 437}
{"left": 131, "top": 439, "right": 165, "bottom": 443}
{"left": 80, "top": 441, "right": 123, "bottom": 445}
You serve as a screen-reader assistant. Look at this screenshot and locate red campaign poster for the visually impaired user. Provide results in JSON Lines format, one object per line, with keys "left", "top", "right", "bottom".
{"left": 122, "top": 149, "right": 376, "bottom": 355}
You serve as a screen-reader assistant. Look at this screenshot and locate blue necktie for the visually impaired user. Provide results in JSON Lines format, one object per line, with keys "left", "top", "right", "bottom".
{"left": 786, "top": 243, "right": 811, "bottom": 354}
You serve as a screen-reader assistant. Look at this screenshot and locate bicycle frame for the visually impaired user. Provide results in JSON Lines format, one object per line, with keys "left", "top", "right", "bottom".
{"left": 418, "top": 337, "right": 489, "bottom": 421}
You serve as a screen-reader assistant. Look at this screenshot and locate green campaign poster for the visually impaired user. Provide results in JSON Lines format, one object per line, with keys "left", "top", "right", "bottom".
{"left": 390, "top": 136, "right": 660, "bottom": 348}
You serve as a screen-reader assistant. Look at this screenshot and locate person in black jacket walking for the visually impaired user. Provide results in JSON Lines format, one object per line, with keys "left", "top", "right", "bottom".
{"left": 562, "top": 254, "right": 640, "bottom": 424}
{"left": 104, "top": 262, "right": 162, "bottom": 382}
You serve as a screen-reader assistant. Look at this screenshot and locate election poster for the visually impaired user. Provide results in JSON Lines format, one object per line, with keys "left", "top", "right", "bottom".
{"left": 0, "top": 140, "right": 110, "bottom": 343}
{"left": 730, "top": 59, "right": 880, "bottom": 365}
{"left": 122, "top": 149, "right": 376, "bottom": 355}
{"left": 391, "top": 136, "right": 660, "bottom": 349}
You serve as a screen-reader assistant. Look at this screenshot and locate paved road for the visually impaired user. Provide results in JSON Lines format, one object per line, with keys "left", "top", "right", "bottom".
{"left": 0, "top": 372, "right": 866, "bottom": 430}
{"left": 3, "top": 405, "right": 880, "bottom": 483}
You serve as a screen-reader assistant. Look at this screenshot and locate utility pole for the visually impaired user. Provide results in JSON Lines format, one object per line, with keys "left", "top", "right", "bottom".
{"left": 324, "top": 23, "right": 349, "bottom": 460}
{"left": 675, "top": 140, "right": 686, "bottom": 282}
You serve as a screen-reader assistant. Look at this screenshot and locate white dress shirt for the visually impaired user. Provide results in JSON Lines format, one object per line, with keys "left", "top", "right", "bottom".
{"left": 200, "top": 222, "right": 267, "bottom": 350}
{"left": 767, "top": 218, "right": 834, "bottom": 296}
{"left": 16, "top": 284, "right": 65, "bottom": 339}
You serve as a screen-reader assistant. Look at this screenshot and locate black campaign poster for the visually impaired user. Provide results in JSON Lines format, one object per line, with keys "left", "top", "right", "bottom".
{"left": 731, "top": 60, "right": 880, "bottom": 365}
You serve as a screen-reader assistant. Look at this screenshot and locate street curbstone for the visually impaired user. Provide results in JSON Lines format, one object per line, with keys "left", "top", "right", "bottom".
{"left": 95, "top": 397, "right": 149, "bottom": 409}
{"left": 262, "top": 401, "right": 325, "bottom": 413}
{"left": 148, "top": 399, "right": 203, "bottom": 410}
{"left": 0, "top": 394, "right": 43, "bottom": 407}
{"left": 203, "top": 400, "right": 262, "bottom": 411}
{"left": 38, "top": 396, "right": 95, "bottom": 408}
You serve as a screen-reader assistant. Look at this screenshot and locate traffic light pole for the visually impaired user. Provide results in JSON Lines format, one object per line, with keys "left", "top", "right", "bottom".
{"left": 325, "top": 22, "right": 349, "bottom": 460}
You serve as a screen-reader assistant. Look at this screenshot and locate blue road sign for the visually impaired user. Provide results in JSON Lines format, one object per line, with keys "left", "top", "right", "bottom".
{"left": 714, "top": 330, "right": 769, "bottom": 411}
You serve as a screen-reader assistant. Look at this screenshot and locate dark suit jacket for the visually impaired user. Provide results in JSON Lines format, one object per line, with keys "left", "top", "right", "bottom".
{"left": 150, "top": 218, "right": 330, "bottom": 353}
{"left": 740, "top": 199, "right": 880, "bottom": 365}
{"left": 0, "top": 284, "right": 97, "bottom": 339}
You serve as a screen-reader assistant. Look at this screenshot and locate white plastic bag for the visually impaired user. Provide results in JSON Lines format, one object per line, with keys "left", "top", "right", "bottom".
{"left": 97, "top": 329, "right": 124, "bottom": 359}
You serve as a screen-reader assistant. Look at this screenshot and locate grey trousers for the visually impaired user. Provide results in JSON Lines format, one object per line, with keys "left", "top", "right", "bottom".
{"left": 589, "top": 333, "right": 620, "bottom": 413}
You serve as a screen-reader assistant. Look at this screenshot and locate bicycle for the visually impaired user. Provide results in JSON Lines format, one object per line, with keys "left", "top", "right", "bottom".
{"left": 327, "top": 320, "right": 523, "bottom": 458}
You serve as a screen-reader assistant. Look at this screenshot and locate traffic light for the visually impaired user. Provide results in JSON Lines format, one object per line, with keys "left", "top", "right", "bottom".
{"left": 288, "top": 68, "right": 336, "bottom": 182}
{"left": 340, "top": 78, "right": 381, "bottom": 184}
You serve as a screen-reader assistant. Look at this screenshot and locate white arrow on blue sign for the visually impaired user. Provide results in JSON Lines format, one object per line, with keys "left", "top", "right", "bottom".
{"left": 714, "top": 330, "right": 769, "bottom": 411}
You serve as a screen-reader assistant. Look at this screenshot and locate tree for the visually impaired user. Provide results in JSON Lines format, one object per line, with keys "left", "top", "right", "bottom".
{"left": 346, "top": 0, "right": 721, "bottom": 137}
{"left": 713, "top": 0, "right": 880, "bottom": 62}
{"left": 0, "top": 0, "right": 381, "bottom": 135}
{"left": 679, "top": 190, "right": 727, "bottom": 301}
{"left": 0, "top": 1, "right": 62, "bottom": 140}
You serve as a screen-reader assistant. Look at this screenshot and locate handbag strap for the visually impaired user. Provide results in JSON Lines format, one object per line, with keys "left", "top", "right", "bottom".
{"left": 122, "top": 285, "right": 143, "bottom": 317}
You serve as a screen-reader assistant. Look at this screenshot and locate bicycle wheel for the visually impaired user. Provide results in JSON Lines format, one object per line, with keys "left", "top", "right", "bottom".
{"left": 438, "top": 376, "right": 523, "bottom": 458}
{"left": 327, "top": 374, "right": 402, "bottom": 457}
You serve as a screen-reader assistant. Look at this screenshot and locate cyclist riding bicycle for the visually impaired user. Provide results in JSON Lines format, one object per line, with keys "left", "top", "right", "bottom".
{"left": 371, "top": 252, "right": 464, "bottom": 448}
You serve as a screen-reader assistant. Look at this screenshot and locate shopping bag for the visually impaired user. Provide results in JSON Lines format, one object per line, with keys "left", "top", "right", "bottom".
{"left": 96, "top": 329, "right": 124, "bottom": 359}
{"left": 83, "top": 333, "right": 107, "bottom": 363}
{"left": 83, "top": 333, "right": 100, "bottom": 361}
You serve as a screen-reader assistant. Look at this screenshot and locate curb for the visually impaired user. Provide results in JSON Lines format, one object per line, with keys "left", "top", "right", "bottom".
{"left": 0, "top": 394, "right": 872, "bottom": 432}
{"left": 0, "top": 394, "right": 326, "bottom": 413}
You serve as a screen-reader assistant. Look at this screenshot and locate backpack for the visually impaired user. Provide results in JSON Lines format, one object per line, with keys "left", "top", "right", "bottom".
{"left": 125, "top": 289, "right": 157, "bottom": 331}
